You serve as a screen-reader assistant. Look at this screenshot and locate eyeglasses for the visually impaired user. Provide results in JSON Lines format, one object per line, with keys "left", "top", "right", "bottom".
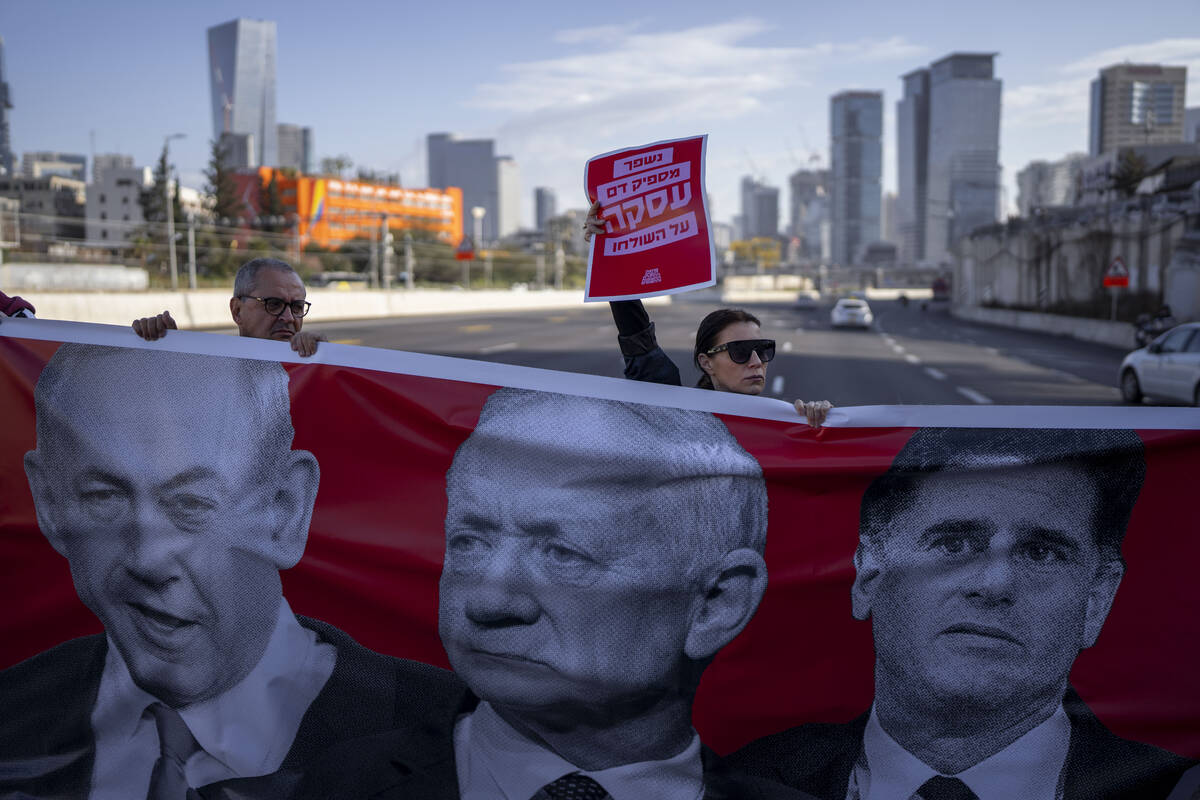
{"left": 239, "top": 296, "right": 311, "bottom": 318}
{"left": 705, "top": 339, "right": 776, "bottom": 364}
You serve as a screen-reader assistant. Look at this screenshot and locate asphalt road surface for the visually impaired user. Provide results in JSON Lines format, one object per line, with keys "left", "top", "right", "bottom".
{"left": 307, "top": 296, "right": 1131, "bottom": 407}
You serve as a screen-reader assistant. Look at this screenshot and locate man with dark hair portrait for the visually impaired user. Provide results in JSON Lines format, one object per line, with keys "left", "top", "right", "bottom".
{"left": 0, "top": 343, "right": 460, "bottom": 799}
{"left": 727, "top": 427, "right": 1196, "bottom": 800}
{"left": 298, "top": 388, "right": 814, "bottom": 799}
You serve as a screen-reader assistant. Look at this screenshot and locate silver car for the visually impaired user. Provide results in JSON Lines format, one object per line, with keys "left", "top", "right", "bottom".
{"left": 1119, "top": 322, "right": 1200, "bottom": 405}
{"left": 831, "top": 298, "right": 873, "bottom": 329}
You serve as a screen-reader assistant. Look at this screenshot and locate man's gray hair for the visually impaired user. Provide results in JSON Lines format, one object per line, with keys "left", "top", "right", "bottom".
{"left": 859, "top": 427, "right": 1145, "bottom": 561}
{"left": 447, "top": 388, "right": 768, "bottom": 579}
{"left": 232, "top": 258, "right": 299, "bottom": 299}
{"left": 34, "top": 343, "right": 295, "bottom": 474}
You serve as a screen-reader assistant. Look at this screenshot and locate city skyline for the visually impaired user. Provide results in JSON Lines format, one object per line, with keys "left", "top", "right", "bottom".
{"left": 3, "top": 1, "right": 1198, "bottom": 231}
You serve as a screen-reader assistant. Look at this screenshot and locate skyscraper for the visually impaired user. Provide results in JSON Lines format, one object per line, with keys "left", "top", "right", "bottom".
{"left": 534, "top": 187, "right": 557, "bottom": 232}
{"left": 427, "top": 133, "right": 518, "bottom": 242}
{"left": 788, "top": 169, "right": 829, "bottom": 259}
{"left": 207, "top": 19, "right": 278, "bottom": 168}
{"left": 740, "top": 177, "right": 779, "bottom": 239}
{"left": 1089, "top": 64, "right": 1188, "bottom": 156}
{"left": 277, "top": 123, "right": 313, "bottom": 173}
{"left": 0, "top": 37, "right": 14, "bottom": 177}
{"left": 830, "top": 91, "right": 883, "bottom": 266}
{"left": 896, "top": 68, "right": 930, "bottom": 264}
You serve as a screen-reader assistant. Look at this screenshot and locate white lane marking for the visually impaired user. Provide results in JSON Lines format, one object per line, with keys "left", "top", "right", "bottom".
{"left": 925, "top": 367, "right": 947, "bottom": 380}
{"left": 882, "top": 335, "right": 895, "bottom": 345}
{"left": 771, "top": 375, "right": 785, "bottom": 395}
{"left": 794, "top": 328, "right": 805, "bottom": 335}
{"left": 956, "top": 386, "right": 993, "bottom": 404}
{"left": 774, "top": 319, "right": 789, "bottom": 328}
{"left": 985, "top": 346, "right": 1000, "bottom": 356}
{"left": 480, "top": 341, "right": 519, "bottom": 354}
{"left": 904, "top": 353, "right": 921, "bottom": 365}
{"left": 890, "top": 344, "right": 905, "bottom": 354}
{"left": 782, "top": 340, "right": 793, "bottom": 353}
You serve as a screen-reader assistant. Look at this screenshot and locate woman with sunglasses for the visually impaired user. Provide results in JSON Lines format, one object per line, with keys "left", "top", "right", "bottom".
{"left": 610, "top": 298, "right": 832, "bottom": 425}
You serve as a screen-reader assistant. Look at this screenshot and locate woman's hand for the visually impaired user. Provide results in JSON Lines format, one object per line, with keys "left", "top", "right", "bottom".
{"left": 583, "top": 199, "right": 606, "bottom": 241}
{"left": 794, "top": 399, "right": 833, "bottom": 428}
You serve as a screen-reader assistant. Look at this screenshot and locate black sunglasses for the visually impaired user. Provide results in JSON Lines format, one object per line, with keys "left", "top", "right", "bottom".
{"left": 705, "top": 338, "right": 776, "bottom": 364}
{"left": 239, "top": 296, "right": 311, "bottom": 318}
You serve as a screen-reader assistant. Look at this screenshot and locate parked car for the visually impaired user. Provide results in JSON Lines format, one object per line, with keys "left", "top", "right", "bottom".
{"left": 1119, "top": 322, "right": 1200, "bottom": 405}
{"left": 831, "top": 298, "right": 873, "bottom": 329}
{"left": 795, "top": 290, "right": 821, "bottom": 310}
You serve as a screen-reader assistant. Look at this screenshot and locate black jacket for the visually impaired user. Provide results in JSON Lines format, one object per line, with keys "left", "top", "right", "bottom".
{"left": 722, "top": 689, "right": 1197, "bottom": 800}
{"left": 0, "top": 615, "right": 464, "bottom": 800}
{"left": 296, "top": 687, "right": 820, "bottom": 800}
{"left": 611, "top": 299, "right": 684, "bottom": 386}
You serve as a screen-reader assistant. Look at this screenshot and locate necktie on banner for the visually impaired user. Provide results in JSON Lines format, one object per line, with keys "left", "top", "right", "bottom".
{"left": 146, "top": 703, "right": 202, "bottom": 800}
{"left": 534, "top": 772, "right": 614, "bottom": 800}
{"left": 915, "top": 775, "right": 979, "bottom": 800}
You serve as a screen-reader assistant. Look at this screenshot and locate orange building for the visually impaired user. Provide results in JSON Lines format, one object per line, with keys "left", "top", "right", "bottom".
{"left": 240, "top": 168, "right": 462, "bottom": 248}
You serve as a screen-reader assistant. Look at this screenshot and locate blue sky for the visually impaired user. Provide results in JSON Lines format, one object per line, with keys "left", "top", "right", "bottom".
{"left": 4, "top": 0, "right": 1198, "bottom": 227}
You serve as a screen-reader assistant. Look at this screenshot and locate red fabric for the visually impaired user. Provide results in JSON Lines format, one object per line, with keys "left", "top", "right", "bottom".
{"left": 0, "top": 334, "right": 1197, "bottom": 759}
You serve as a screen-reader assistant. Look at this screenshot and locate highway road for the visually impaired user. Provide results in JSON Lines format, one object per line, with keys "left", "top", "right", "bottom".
{"left": 307, "top": 297, "right": 1130, "bottom": 407}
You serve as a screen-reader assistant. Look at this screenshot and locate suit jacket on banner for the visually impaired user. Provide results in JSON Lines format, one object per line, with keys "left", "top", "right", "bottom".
{"left": 0, "top": 616, "right": 464, "bottom": 800}
{"left": 295, "top": 689, "right": 820, "bottom": 800}
{"left": 722, "top": 689, "right": 1197, "bottom": 800}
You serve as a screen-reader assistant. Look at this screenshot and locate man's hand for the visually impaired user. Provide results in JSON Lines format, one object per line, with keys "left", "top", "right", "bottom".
{"left": 794, "top": 399, "right": 833, "bottom": 428}
{"left": 132, "top": 310, "right": 177, "bottom": 341}
{"left": 583, "top": 199, "right": 606, "bottom": 242}
{"left": 291, "top": 331, "right": 326, "bottom": 358}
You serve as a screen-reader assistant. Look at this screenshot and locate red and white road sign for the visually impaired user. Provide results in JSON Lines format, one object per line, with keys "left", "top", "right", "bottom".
{"left": 1104, "top": 256, "right": 1130, "bottom": 288}
{"left": 455, "top": 238, "right": 475, "bottom": 261}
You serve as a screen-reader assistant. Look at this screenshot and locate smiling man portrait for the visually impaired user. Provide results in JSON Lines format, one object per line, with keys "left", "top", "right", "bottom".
{"left": 726, "top": 427, "right": 1196, "bottom": 800}
{"left": 0, "top": 343, "right": 459, "bottom": 799}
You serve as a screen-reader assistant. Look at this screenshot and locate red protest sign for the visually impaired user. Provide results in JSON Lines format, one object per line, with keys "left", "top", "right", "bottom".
{"left": 583, "top": 135, "right": 715, "bottom": 302}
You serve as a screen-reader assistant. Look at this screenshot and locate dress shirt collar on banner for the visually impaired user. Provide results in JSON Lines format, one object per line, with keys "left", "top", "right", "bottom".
{"left": 89, "top": 598, "right": 336, "bottom": 799}
{"left": 849, "top": 703, "right": 1072, "bottom": 800}
{"left": 453, "top": 700, "right": 706, "bottom": 800}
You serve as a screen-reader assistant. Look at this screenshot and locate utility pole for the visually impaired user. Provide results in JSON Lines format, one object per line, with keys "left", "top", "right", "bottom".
{"left": 186, "top": 213, "right": 197, "bottom": 289}
{"left": 381, "top": 215, "right": 394, "bottom": 290}
{"left": 368, "top": 223, "right": 379, "bottom": 288}
{"left": 404, "top": 232, "right": 415, "bottom": 290}
{"left": 470, "top": 206, "right": 487, "bottom": 290}
{"left": 535, "top": 242, "right": 546, "bottom": 290}
{"left": 554, "top": 234, "right": 565, "bottom": 290}
{"left": 484, "top": 251, "right": 493, "bottom": 288}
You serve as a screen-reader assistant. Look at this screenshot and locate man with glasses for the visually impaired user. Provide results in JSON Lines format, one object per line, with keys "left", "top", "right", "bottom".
{"left": 131, "top": 258, "right": 326, "bottom": 357}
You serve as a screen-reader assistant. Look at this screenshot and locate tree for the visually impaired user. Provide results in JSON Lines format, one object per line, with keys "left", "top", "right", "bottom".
{"left": 137, "top": 145, "right": 185, "bottom": 272}
{"left": 1112, "top": 148, "right": 1149, "bottom": 198}
{"left": 205, "top": 139, "right": 243, "bottom": 225}
{"left": 319, "top": 155, "right": 353, "bottom": 177}
{"left": 259, "top": 171, "right": 285, "bottom": 232}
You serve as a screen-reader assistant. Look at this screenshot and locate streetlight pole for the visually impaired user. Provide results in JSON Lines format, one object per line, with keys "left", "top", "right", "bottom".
{"left": 163, "top": 133, "right": 186, "bottom": 290}
{"left": 470, "top": 206, "right": 486, "bottom": 290}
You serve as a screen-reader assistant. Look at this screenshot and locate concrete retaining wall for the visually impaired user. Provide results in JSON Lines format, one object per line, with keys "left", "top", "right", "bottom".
{"left": 953, "top": 304, "right": 1135, "bottom": 350}
{"left": 29, "top": 288, "right": 670, "bottom": 328}
{"left": 1, "top": 262, "right": 149, "bottom": 291}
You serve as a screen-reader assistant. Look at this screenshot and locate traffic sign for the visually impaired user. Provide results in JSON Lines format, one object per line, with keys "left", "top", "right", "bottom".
{"left": 1103, "top": 256, "right": 1129, "bottom": 288}
{"left": 455, "top": 237, "right": 475, "bottom": 261}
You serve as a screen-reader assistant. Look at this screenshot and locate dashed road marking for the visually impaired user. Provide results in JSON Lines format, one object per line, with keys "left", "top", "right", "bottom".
{"left": 782, "top": 340, "right": 793, "bottom": 352}
{"left": 924, "top": 367, "right": 947, "bottom": 380}
{"left": 904, "top": 354, "right": 921, "bottom": 365}
{"left": 546, "top": 315, "right": 569, "bottom": 323}
{"left": 480, "top": 341, "right": 519, "bottom": 354}
{"left": 460, "top": 323, "right": 493, "bottom": 333}
{"left": 984, "top": 346, "right": 1000, "bottom": 356}
{"left": 890, "top": 344, "right": 905, "bottom": 355}
{"left": 956, "top": 386, "right": 992, "bottom": 404}
{"left": 331, "top": 338, "right": 362, "bottom": 345}
{"left": 771, "top": 376, "right": 785, "bottom": 395}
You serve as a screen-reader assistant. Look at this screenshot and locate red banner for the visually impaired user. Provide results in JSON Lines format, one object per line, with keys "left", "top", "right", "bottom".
{"left": 584, "top": 135, "right": 715, "bottom": 302}
{"left": 1, "top": 318, "right": 1198, "bottom": 798}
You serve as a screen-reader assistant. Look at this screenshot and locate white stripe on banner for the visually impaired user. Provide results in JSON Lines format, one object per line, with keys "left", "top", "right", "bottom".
{"left": 3, "top": 317, "right": 1198, "bottom": 430}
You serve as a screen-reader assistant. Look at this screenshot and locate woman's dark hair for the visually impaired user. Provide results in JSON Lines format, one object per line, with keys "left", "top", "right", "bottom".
{"left": 692, "top": 308, "right": 762, "bottom": 390}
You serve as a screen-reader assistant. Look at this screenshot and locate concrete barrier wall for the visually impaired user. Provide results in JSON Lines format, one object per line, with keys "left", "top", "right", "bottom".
{"left": 953, "top": 304, "right": 1135, "bottom": 350}
{"left": 1, "top": 262, "right": 149, "bottom": 291}
{"left": 29, "top": 288, "right": 671, "bottom": 328}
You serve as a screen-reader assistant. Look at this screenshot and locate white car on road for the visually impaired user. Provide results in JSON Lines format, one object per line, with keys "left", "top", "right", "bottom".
{"left": 1119, "top": 322, "right": 1200, "bottom": 405}
{"left": 831, "top": 298, "right": 873, "bottom": 329}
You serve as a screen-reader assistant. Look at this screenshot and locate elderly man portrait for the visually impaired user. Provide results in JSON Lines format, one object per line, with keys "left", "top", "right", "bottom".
{"left": 298, "top": 388, "right": 814, "bottom": 799}
{"left": 0, "top": 343, "right": 459, "bottom": 799}
{"left": 726, "top": 427, "right": 1197, "bottom": 800}
{"left": 130, "top": 257, "right": 326, "bottom": 357}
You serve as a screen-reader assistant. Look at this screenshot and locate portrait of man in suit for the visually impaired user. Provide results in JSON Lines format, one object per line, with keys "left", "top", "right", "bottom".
{"left": 0, "top": 342, "right": 460, "bottom": 799}
{"left": 297, "top": 388, "right": 812, "bottom": 800}
{"left": 727, "top": 427, "right": 1196, "bottom": 800}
